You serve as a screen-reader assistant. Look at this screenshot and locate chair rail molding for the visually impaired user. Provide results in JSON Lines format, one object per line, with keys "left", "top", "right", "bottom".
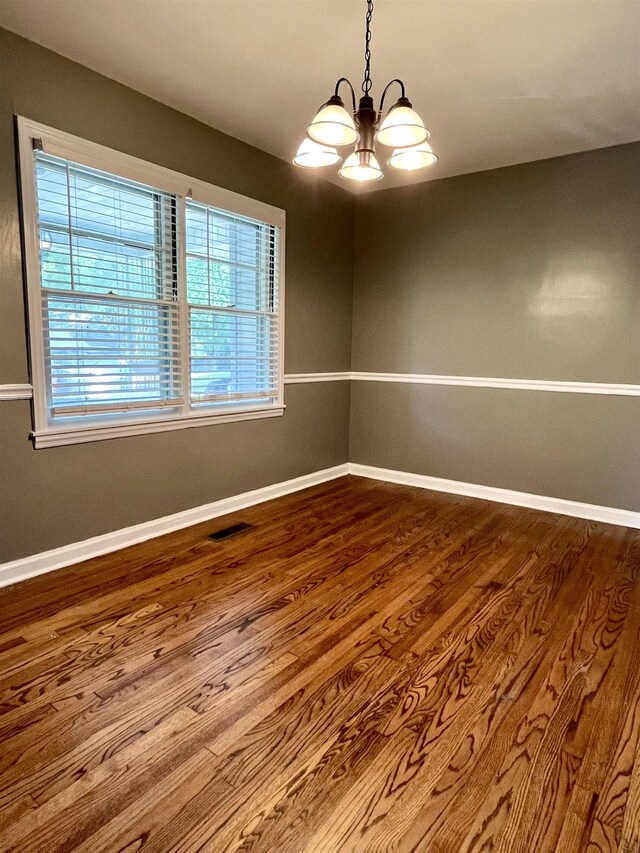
{"left": 350, "top": 372, "right": 640, "bottom": 395}
{"left": 284, "top": 372, "right": 640, "bottom": 396}
{"left": 284, "top": 372, "right": 351, "bottom": 383}
{"left": 0, "top": 384, "right": 33, "bottom": 400}
{"left": 5, "top": 376, "right": 639, "bottom": 397}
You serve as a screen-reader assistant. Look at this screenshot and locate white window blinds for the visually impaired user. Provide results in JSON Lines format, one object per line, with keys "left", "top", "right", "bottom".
{"left": 185, "top": 200, "right": 279, "bottom": 406}
{"left": 27, "top": 136, "right": 283, "bottom": 438}
{"left": 35, "top": 151, "right": 182, "bottom": 416}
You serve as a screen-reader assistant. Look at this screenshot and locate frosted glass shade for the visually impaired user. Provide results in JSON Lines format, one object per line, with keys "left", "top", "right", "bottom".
{"left": 338, "top": 150, "right": 383, "bottom": 182}
{"left": 293, "top": 138, "right": 341, "bottom": 168}
{"left": 307, "top": 103, "right": 358, "bottom": 147}
{"left": 377, "top": 105, "right": 429, "bottom": 148}
{"left": 387, "top": 141, "right": 438, "bottom": 171}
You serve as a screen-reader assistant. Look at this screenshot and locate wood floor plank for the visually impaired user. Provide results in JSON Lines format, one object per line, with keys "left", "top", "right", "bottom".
{"left": 0, "top": 476, "right": 639, "bottom": 852}
{"left": 555, "top": 784, "right": 599, "bottom": 853}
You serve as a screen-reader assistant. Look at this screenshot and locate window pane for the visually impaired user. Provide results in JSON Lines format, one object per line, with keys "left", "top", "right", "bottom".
{"left": 35, "top": 161, "right": 70, "bottom": 229}
{"left": 40, "top": 230, "right": 72, "bottom": 291}
{"left": 190, "top": 309, "right": 276, "bottom": 402}
{"left": 67, "top": 167, "right": 157, "bottom": 246}
{"left": 35, "top": 153, "right": 174, "bottom": 301}
{"left": 185, "top": 202, "right": 208, "bottom": 256}
{"left": 44, "top": 294, "right": 181, "bottom": 412}
{"left": 70, "top": 235, "right": 159, "bottom": 299}
{"left": 185, "top": 256, "right": 210, "bottom": 306}
{"left": 36, "top": 157, "right": 158, "bottom": 247}
{"left": 185, "top": 200, "right": 275, "bottom": 313}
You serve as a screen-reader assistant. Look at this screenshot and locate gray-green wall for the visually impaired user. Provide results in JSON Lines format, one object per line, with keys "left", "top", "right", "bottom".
{"left": 350, "top": 145, "right": 640, "bottom": 511}
{"left": 0, "top": 29, "right": 354, "bottom": 561}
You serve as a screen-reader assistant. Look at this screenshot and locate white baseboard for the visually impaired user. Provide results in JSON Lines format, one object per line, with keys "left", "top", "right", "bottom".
{"left": 3, "top": 460, "right": 638, "bottom": 591}
{"left": 348, "top": 463, "right": 640, "bottom": 529}
{"left": 0, "top": 464, "right": 349, "bottom": 590}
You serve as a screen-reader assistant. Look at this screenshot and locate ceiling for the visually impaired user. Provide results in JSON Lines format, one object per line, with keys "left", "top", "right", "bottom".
{"left": 1, "top": 0, "right": 639, "bottom": 193}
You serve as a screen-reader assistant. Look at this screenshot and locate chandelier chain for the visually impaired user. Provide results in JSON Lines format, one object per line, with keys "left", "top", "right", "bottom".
{"left": 362, "top": 0, "right": 373, "bottom": 95}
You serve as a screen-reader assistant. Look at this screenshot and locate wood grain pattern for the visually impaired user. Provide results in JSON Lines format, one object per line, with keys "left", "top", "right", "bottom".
{"left": 0, "top": 475, "right": 639, "bottom": 852}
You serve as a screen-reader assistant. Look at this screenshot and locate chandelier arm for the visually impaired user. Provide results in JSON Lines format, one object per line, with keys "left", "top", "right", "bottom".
{"left": 333, "top": 77, "right": 357, "bottom": 113}
{"left": 378, "top": 79, "right": 407, "bottom": 115}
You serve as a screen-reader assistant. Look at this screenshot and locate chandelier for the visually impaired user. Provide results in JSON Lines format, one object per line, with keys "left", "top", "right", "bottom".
{"left": 293, "top": 0, "right": 437, "bottom": 182}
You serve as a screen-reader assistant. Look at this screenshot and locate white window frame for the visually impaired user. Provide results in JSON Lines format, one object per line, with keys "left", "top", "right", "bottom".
{"left": 17, "top": 117, "right": 286, "bottom": 448}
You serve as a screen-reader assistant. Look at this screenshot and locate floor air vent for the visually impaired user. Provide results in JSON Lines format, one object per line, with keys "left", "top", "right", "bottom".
{"left": 208, "top": 522, "right": 253, "bottom": 541}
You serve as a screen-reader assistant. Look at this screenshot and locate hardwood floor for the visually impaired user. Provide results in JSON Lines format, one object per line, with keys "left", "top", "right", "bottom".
{"left": 1, "top": 475, "right": 639, "bottom": 852}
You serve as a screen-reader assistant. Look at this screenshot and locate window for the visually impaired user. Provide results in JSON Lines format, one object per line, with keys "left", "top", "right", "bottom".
{"left": 18, "top": 118, "right": 285, "bottom": 447}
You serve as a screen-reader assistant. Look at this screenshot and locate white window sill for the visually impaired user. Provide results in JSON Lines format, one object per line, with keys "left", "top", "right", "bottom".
{"left": 32, "top": 405, "right": 285, "bottom": 448}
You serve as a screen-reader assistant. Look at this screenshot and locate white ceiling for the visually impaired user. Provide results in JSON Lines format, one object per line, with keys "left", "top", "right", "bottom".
{"left": 1, "top": 0, "right": 639, "bottom": 193}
